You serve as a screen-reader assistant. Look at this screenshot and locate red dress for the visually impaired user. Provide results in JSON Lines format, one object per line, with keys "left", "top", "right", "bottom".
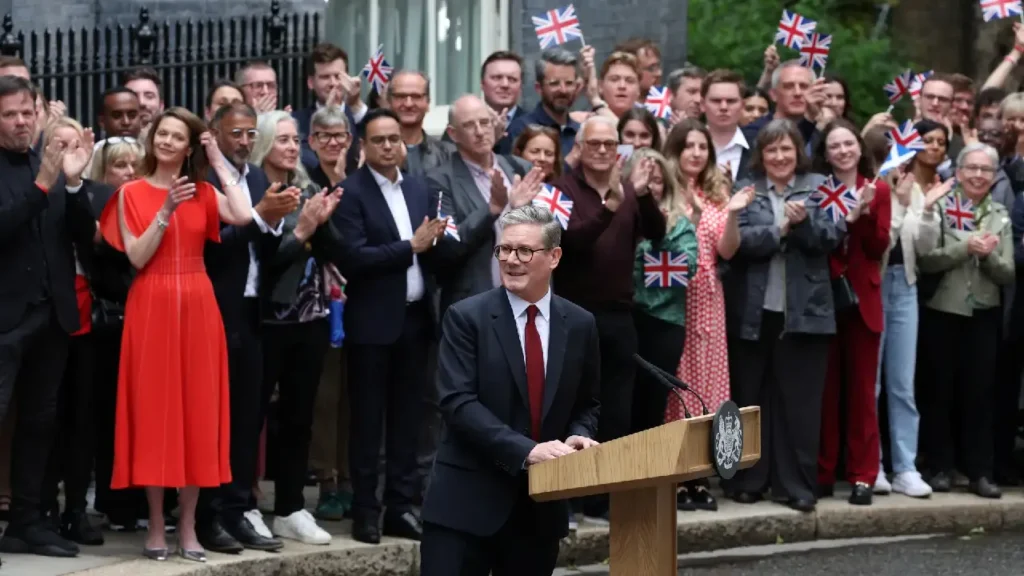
{"left": 100, "top": 179, "right": 232, "bottom": 488}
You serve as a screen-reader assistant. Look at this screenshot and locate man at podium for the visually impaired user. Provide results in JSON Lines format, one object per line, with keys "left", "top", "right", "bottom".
{"left": 420, "top": 205, "right": 602, "bottom": 576}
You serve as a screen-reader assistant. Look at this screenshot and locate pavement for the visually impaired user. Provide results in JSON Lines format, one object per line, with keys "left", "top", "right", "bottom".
{"left": 5, "top": 483, "right": 1024, "bottom": 575}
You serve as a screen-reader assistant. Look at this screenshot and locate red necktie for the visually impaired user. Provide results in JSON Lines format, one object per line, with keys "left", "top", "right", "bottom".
{"left": 525, "top": 305, "right": 545, "bottom": 441}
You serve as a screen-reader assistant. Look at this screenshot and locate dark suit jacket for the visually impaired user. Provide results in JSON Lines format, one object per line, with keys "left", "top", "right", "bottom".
{"left": 294, "top": 104, "right": 361, "bottom": 179}
{"left": 79, "top": 180, "right": 135, "bottom": 308}
{"left": 427, "top": 153, "right": 531, "bottom": 320}
{"left": 203, "top": 164, "right": 280, "bottom": 341}
{"left": 421, "top": 287, "right": 601, "bottom": 538}
{"left": 0, "top": 149, "right": 95, "bottom": 333}
{"left": 332, "top": 165, "right": 441, "bottom": 346}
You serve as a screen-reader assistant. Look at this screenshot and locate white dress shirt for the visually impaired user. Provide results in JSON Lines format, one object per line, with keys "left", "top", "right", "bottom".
{"left": 369, "top": 166, "right": 425, "bottom": 302}
{"left": 316, "top": 100, "right": 368, "bottom": 125}
{"left": 714, "top": 127, "right": 748, "bottom": 180}
{"left": 217, "top": 156, "right": 284, "bottom": 297}
{"left": 506, "top": 288, "right": 551, "bottom": 375}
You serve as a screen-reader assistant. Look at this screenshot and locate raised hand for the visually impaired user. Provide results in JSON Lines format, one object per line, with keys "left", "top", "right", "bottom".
{"left": 255, "top": 182, "right": 302, "bottom": 224}
{"left": 923, "top": 177, "right": 955, "bottom": 211}
{"left": 606, "top": 160, "right": 625, "bottom": 211}
{"left": 784, "top": 200, "right": 807, "bottom": 224}
{"left": 318, "top": 187, "right": 344, "bottom": 223}
{"left": 893, "top": 172, "right": 914, "bottom": 207}
{"left": 295, "top": 193, "right": 323, "bottom": 239}
{"left": 763, "top": 44, "right": 780, "bottom": 73}
{"left": 727, "top": 185, "right": 756, "bottom": 213}
{"left": 488, "top": 169, "right": 510, "bottom": 214}
{"left": 411, "top": 216, "right": 445, "bottom": 253}
{"left": 338, "top": 73, "right": 362, "bottom": 107}
{"left": 62, "top": 128, "right": 96, "bottom": 182}
{"left": 162, "top": 176, "right": 196, "bottom": 215}
{"left": 862, "top": 111, "right": 898, "bottom": 136}
{"left": 630, "top": 157, "right": 655, "bottom": 196}
{"left": 509, "top": 167, "right": 545, "bottom": 208}
{"left": 334, "top": 144, "right": 349, "bottom": 178}
{"left": 200, "top": 132, "right": 223, "bottom": 169}
{"left": 565, "top": 142, "right": 582, "bottom": 169}
{"left": 253, "top": 92, "right": 278, "bottom": 113}
{"left": 35, "top": 140, "right": 67, "bottom": 190}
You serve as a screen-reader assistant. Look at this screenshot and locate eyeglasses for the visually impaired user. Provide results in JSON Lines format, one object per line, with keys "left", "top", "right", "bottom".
{"left": 959, "top": 164, "right": 997, "bottom": 175}
{"left": 584, "top": 139, "right": 618, "bottom": 151}
{"left": 920, "top": 93, "right": 952, "bottom": 105}
{"left": 314, "top": 131, "right": 349, "bottom": 144}
{"left": 228, "top": 128, "right": 259, "bottom": 140}
{"left": 105, "top": 136, "right": 138, "bottom": 145}
{"left": 243, "top": 81, "right": 277, "bottom": 92}
{"left": 367, "top": 134, "right": 402, "bottom": 146}
{"left": 494, "top": 245, "right": 547, "bottom": 262}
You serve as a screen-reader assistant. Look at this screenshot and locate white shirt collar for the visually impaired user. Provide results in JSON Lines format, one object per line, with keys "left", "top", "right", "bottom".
{"left": 368, "top": 165, "right": 404, "bottom": 188}
{"left": 726, "top": 127, "right": 749, "bottom": 150}
{"left": 219, "top": 151, "right": 249, "bottom": 180}
{"left": 506, "top": 288, "right": 552, "bottom": 322}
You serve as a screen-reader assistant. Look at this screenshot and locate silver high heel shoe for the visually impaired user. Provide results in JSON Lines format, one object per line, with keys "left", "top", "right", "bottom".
{"left": 142, "top": 547, "right": 168, "bottom": 561}
{"left": 177, "top": 546, "right": 207, "bottom": 563}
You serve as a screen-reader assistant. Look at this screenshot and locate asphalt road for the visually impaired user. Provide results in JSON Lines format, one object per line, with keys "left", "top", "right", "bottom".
{"left": 558, "top": 532, "right": 1024, "bottom": 575}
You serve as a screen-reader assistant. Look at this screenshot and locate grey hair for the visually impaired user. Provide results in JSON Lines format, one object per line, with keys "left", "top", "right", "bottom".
{"left": 534, "top": 48, "right": 580, "bottom": 83}
{"left": 498, "top": 205, "right": 562, "bottom": 250}
{"left": 250, "top": 110, "right": 312, "bottom": 189}
{"left": 770, "top": 60, "right": 810, "bottom": 89}
{"left": 667, "top": 65, "right": 706, "bottom": 93}
{"left": 310, "top": 105, "right": 350, "bottom": 132}
{"left": 956, "top": 142, "right": 999, "bottom": 168}
{"left": 576, "top": 115, "right": 619, "bottom": 143}
{"left": 385, "top": 69, "right": 431, "bottom": 99}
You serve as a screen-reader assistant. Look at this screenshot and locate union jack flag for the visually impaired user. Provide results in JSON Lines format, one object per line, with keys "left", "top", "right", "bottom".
{"left": 532, "top": 5, "right": 583, "bottom": 49}
{"left": 944, "top": 195, "right": 976, "bottom": 232}
{"left": 776, "top": 10, "right": 817, "bottom": 50}
{"left": 643, "top": 251, "right": 690, "bottom": 288}
{"left": 809, "top": 176, "right": 859, "bottom": 223}
{"left": 532, "top": 184, "right": 574, "bottom": 229}
{"left": 644, "top": 86, "right": 672, "bottom": 120}
{"left": 887, "top": 121, "right": 925, "bottom": 150}
{"left": 883, "top": 70, "right": 913, "bottom": 104}
{"left": 361, "top": 45, "right": 393, "bottom": 94}
{"left": 981, "top": 0, "right": 1024, "bottom": 22}
{"left": 798, "top": 33, "right": 832, "bottom": 70}
{"left": 908, "top": 70, "right": 934, "bottom": 99}
{"left": 438, "top": 208, "right": 460, "bottom": 241}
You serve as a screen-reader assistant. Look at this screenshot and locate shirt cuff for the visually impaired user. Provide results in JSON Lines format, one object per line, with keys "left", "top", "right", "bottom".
{"left": 349, "top": 101, "right": 368, "bottom": 124}
{"left": 66, "top": 182, "right": 83, "bottom": 194}
{"left": 251, "top": 207, "right": 285, "bottom": 236}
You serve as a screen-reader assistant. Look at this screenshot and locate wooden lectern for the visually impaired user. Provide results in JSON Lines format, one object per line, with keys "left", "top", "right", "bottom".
{"left": 529, "top": 406, "right": 761, "bottom": 575}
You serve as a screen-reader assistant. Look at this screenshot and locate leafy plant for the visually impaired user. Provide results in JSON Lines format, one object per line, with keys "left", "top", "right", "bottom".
{"left": 686, "top": 0, "right": 917, "bottom": 124}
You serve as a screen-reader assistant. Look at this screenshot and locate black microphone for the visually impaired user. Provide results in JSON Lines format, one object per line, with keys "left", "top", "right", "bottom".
{"left": 633, "top": 353, "right": 710, "bottom": 416}
{"left": 632, "top": 353, "right": 691, "bottom": 419}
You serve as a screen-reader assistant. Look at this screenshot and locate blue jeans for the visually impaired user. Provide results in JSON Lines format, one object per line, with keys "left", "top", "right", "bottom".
{"left": 875, "top": 265, "right": 921, "bottom": 474}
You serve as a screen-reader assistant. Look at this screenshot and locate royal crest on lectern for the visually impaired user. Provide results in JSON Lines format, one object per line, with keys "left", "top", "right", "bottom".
{"left": 711, "top": 400, "right": 743, "bottom": 479}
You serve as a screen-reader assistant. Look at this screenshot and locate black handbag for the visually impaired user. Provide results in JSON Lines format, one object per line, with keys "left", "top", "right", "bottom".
{"left": 831, "top": 275, "right": 859, "bottom": 311}
{"left": 91, "top": 296, "right": 125, "bottom": 330}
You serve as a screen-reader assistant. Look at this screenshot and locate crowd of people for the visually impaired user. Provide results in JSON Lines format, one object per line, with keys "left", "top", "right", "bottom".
{"left": 0, "top": 21, "right": 1023, "bottom": 568}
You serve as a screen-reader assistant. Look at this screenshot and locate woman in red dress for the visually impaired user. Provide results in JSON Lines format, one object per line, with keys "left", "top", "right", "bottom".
{"left": 99, "top": 107, "right": 254, "bottom": 561}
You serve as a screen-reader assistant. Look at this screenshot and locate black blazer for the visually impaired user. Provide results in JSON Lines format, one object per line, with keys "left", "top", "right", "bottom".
{"left": 203, "top": 164, "right": 280, "bottom": 341}
{"left": 332, "top": 165, "right": 441, "bottom": 346}
{"left": 0, "top": 149, "right": 95, "bottom": 333}
{"left": 78, "top": 180, "right": 135, "bottom": 308}
{"left": 421, "top": 287, "right": 601, "bottom": 539}
{"left": 294, "top": 104, "right": 361, "bottom": 179}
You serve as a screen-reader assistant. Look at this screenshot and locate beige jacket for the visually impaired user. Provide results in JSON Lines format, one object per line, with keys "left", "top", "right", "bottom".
{"left": 881, "top": 182, "right": 941, "bottom": 284}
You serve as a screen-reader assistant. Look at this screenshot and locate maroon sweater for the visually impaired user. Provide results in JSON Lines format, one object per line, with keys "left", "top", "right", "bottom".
{"left": 551, "top": 167, "right": 666, "bottom": 311}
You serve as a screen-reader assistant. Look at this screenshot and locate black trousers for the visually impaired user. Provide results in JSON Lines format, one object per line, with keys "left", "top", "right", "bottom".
{"left": 994, "top": 302, "right": 1024, "bottom": 479}
{"left": 729, "top": 311, "right": 829, "bottom": 502}
{"left": 347, "top": 301, "right": 430, "bottom": 522}
{"left": 0, "top": 303, "right": 68, "bottom": 527}
{"left": 420, "top": 488, "right": 560, "bottom": 576}
{"left": 41, "top": 332, "right": 95, "bottom": 515}
{"left": 631, "top": 310, "right": 686, "bottom": 434}
{"left": 261, "top": 319, "right": 330, "bottom": 516}
{"left": 592, "top": 309, "right": 638, "bottom": 442}
{"left": 919, "top": 306, "right": 1000, "bottom": 480}
{"left": 416, "top": 342, "right": 440, "bottom": 500}
{"left": 199, "top": 298, "right": 266, "bottom": 524}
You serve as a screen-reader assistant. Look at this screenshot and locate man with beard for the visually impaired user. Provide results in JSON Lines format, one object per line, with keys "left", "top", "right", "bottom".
{"left": 122, "top": 68, "right": 164, "bottom": 136}
{"left": 505, "top": 48, "right": 581, "bottom": 161}
{"left": 195, "top": 101, "right": 300, "bottom": 554}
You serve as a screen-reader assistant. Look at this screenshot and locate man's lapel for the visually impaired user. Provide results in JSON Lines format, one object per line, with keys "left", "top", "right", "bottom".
{"left": 246, "top": 166, "right": 266, "bottom": 205}
{"left": 359, "top": 166, "right": 401, "bottom": 240}
{"left": 491, "top": 288, "right": 529, "bottom": 410}
{"left": 542, "top": 297, "right": 567, "bottom": 422}
{"left": 401, "top": 173, "right": 425, "bottom": 225}
{"left": 452, "top": 155, "right": 485, "bottom": 213}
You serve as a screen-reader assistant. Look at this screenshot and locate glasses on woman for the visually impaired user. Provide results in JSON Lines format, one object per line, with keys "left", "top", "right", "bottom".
{"left": 959, "top": 164, "right": 997, "bottom": 176}
{"left": 314, "top": 131, "right": 349, "bottom": 145}
{"left": 493, "top": 245, "right": 547, "bottom": 262}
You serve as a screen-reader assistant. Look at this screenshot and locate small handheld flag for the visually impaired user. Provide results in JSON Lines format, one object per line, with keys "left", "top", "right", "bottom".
{"left": 980, "top": 0, "right": 1024, "bottom": 22}
{"left": 532, "top": 183, "right": 574, "bottom": 229}
{"left": 809, "top": 176, "right": 859, "bottom": 223}
{"left": 644, "top": 86, "right": 672, "bottom": 120}
{"left": 944, "top": 194, "right": 976, "bottom": 232}
{"left": 908, "top": 70, "right": 934, "bottom": 99}
{"left": 361, "top": 45, "right": 393, "bottom": 94}
{"left": 798, "top": 33, "right": 832, "bottom": 72}
{"left": 879, "top": 121, "right": 925, "bottom": 176}
{"left": 776, "top": 10, "right": 817, "bottom": 50}
{"left": 883, "top": 70, "right": 913, "bottom": 105}
{"left": 643, "top": 251, "right": 690, "bottom": 288}
{"left": 532, "top": 4, "right": 584, "bottom": 49}
{"left": 439, "top": 210, "right": 460, "bottom": 241}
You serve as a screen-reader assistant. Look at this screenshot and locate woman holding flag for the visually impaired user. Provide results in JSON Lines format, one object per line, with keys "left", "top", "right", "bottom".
{"left": 917, "top": 143, "right": 1014, "bottom": 500}
{"left": 810, "top": 119, "right": 891, "bottom": 506}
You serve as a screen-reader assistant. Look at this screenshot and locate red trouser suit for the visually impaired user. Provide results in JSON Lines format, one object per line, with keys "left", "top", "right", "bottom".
{"left": 818, "top": 177, "right": 891, "bottom": 487}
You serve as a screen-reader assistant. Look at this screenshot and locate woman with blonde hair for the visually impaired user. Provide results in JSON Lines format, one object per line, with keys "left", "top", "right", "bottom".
{"left": 88, "top": 137, "right": 144, "bottom": 189}
{"left": 662, "top": 119, "right": 755, "bottom": 511}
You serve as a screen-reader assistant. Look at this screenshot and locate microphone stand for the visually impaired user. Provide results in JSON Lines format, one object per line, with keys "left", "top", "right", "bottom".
{"left": 632, "top": 353, "right": 691, "bottom": 419}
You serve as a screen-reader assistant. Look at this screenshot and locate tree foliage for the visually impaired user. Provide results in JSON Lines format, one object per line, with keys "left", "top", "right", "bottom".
{"left": 686, "top": 0, "right": 916, "bottom": 124}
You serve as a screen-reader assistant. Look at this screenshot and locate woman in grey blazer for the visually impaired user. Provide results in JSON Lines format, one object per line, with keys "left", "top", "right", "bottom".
{"left": 725, "top": 119, "right": 845, "bottom": 512}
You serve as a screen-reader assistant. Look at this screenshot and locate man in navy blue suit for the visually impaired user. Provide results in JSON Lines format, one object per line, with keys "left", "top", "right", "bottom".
{"left": 333, "top": 108, "right": 447, "bottom": 544}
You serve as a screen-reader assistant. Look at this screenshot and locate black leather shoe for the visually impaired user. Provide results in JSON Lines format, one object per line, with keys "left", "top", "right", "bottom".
{"left": 818, "top": 484, "right": 835, "bottom": 498}
{"left": 196, "top": 518, "right": 243, "bottom": 554}
{"left": 61, "top": 510, "right": 104, "bottom": 545}
{"left": 0, "top": 522, "right": 80, "bottom": 557}
{"left": 731, "top": 491, "right": 762, "bottom": 504}
{"left": 352, "top": 518, "right": 381, "bottom": 544}
{"left": 690, "top": 486, "right": 718, "bottom": 511}
{"left": 929, "top": 471, "right": 952, "bottom": 493}
{"left": 848, "top": 482, "right": 872, "bottom": 506}
{"left": 382, "top": 511, "right": 422, "bottom": 541}
{"left": 787, "top": 498, "right": 816, "bottom": 513}
{"left": 969, "top": 477, "right": 1002, "bottom": 499}
{"left": 676, "top": 487, "right": 695, "bottom": 511}
{"left": 223, "top": 515, "right": 283, "bottom": 551}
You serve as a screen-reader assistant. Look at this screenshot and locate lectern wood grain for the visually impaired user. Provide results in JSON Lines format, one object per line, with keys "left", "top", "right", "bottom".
{"left": 609, "top": 485, "right": 677, "bottom": 575}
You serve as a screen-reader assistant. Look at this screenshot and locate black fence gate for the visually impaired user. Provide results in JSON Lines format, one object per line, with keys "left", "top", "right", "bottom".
{"left": 0, "top": 0, "right": 321, "bottom": 128}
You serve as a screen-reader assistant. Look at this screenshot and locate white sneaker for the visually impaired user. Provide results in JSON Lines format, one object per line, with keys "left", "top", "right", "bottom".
{"left": 273, "top": 510, "right": 332, "bottom": 545}
{"left": 244, "top": 509, "right": 274, "bottom": 539}
{"left": 874, "top": 469, "right": 892, "bottom": 495}
{"left": 892, "top": 471, "right": 933, "bottom": 498}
